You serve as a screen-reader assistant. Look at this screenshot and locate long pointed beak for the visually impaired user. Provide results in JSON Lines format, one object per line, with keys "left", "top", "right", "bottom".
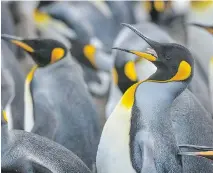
{"left": 112, "top": 47, "right": 157, "bottom": 62}
{"left": 179, "top": 144, "right": 213, "bottom": 151}
{"left": 189, "top": 23, "right": 213, "bottom": 35}
{"left": 179, "top": 151, "right": 213, "bottom": 160}
{"left": 1, "top": 34, "right": 34, "bottom": 53}
{"left": 121, "top": 23, "right": 161, "bottom": 50}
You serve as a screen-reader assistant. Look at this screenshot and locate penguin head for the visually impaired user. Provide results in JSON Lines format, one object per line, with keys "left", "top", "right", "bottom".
{"left": 1, "top": 34, "right": 67, "bottom": 67}
{"left": 113, "top": 23, "right": 194, "bottom": 83}
{"left": 190, "top": 23, "right": 213, "bottom": 35}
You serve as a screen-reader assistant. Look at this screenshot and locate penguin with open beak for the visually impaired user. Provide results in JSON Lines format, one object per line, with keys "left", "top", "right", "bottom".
{"left": 106, "top": 22, "right": 173, "bottom": 118}
{"left": 1, "top": 128, "right": 91, "bottom": 173}
{"left": 179, "top": 145, "right": 213, "bottom": 161}
{"left": 2, "top": 34, "right": 101, "bottom": 171}
{"left": 97, "top": 23, "right": 213, "bottom": 173}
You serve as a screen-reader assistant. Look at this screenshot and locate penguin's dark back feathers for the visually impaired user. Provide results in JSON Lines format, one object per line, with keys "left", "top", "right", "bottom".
{"left": 1, "top": 41, "right": 25, "bottom": 130}
{"left": 31, "top": 57, "right": 101, "bottom": 170}
{"left": 1, "top": 127, "right": 92, "bottom": 173}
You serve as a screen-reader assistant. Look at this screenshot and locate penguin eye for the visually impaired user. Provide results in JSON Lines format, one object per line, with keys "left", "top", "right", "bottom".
{"left": 165, "top": 55, "right": 171, "bottom": 60}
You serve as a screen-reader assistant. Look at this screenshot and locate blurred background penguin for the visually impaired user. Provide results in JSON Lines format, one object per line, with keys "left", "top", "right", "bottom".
{"left": 1, "top": 1, "right": 213, "bottom": 173}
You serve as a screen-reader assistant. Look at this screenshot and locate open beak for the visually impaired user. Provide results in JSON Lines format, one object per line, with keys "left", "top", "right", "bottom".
{"left": 112, "top": 23, "right": 161, "bottom": 63}
{"left": 1, "top": 34, "right": 34, "bottom": 53}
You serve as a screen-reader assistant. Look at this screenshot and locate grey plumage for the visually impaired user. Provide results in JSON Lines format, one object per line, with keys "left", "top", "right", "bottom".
{"left": 1, "top": 41, "right": 25, "bottom": 130}
{"left": 30, "top": 55, "right": 101, "bottom": 171}
{"left": 1, "top": 126, "right": 91, "bottom": 173}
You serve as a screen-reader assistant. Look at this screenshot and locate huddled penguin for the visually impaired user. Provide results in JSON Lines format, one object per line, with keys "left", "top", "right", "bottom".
{"left": 1, "top": 128, "right": 91, "bottom": 173}
{"left": 37, "top": 2, "right": 113, "bottom": 97}
{"left": 106, "top": 22, "right": 173, "bottom": 118}
{"left": 179, "top": 144, "right": 213, "bottom": 161}
{"left": 187, "top": 23, "right": 213, "bottom": 114}
{"left": 1, "top": 40, "right": 25, "bottom": 130}
{"left": 96, "top": 24, "right": 213, "bottom": 173}
{"left": 189, "top": 23, "right": 213, "bottom": 113}
{"left": 2, "top": 35, "right": 101, "bottom": 171}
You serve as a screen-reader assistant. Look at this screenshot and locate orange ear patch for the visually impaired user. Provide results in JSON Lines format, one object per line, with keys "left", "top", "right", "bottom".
{"left": 170, "top": 61, "right": 191, "bottom": 81}
{"left": 124, "top": 61, "right": 137, "bottom": 82}
{"left": 112, "top": 68, "right": 118, "bottom": 85}
{"left": 83, "top": 45, "right": 97, "bottom": 67}
{"left": 11, "top": 40, "right": 34, "bottom": 53}
{"left": 154, "top": 0, "right": 165, "bottom": 12}
{"left": 51, "top": 48, "right": 65, "bottom": 64}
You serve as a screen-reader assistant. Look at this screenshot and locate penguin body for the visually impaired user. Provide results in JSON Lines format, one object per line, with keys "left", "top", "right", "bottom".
{"left": 2, "top": 36, "right": 102, "bottom": 171}
{"left": 30, "top": 51, "right": 101, "bottom": 170}
{"left": 97, "top": 23, "right": 213, "bottom": 173}
{"left": 1, "top": 41, "right": 25, "bottom": 130}
{"left": 1, "top": 127, "right": 91, "bottom": 173}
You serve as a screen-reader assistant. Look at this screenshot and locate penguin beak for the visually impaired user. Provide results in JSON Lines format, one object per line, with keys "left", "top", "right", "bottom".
{"left": 112, "top": 23, "right": 162, "bottom": 63}
{"left": 179, "top": 151, "right": 213, "bottom": 160}
{"left": 1, "top": 34, "right": 35, "bottom": 53}
{"left": 190, "top": 23, "right": 213, "bottom": 35}
{"left": 179, "top": 144, "right": 213, "bottom": 160}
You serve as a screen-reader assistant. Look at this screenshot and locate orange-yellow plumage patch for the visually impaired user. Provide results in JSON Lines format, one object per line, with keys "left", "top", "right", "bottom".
{"left": 131, "top": 51, "right": 157, "bottom": 62}
{"left": 144, "top": 1, "right": 152, "bottom": 12}
{"left": 26, "top": 65, "right": 38, "bottom": 84}
{"left": 112, "top": 68, "right": 118, "bottom": 85}
{"left": 83, "top": 45, "right": 96, "bottom": 67}
{"left": 12, "top": 40, "right": 34, "bottom": 53}
{"left": 121, "top": 82, "right": 142, "bottom": 109}
{"left": 198, "top": 151, "right": 213, "bottom": 156}
{"left": 124, "top": 61, "right": 137, "bottom": 81}
{"left": 34, "top": 9, "right": 50, "bottom": 23}
{"left": 170, "top": 61, "right": 191, "bottom": 81}
{"left": 191, "top": 1, "right": 213, "bottom": 11}
{"left": 51, "top": 48, "right": 65, "bottom": 64}
{"left": 2, "top": 110, "right": 8, "bottom": 122}
{"left": 154, "top": 0, "right": 165, "bottom": 12}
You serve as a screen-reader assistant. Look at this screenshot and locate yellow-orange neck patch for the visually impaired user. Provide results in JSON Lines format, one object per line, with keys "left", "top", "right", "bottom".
{"left": 12, "top": 40, "right": 34, "bottom": 53}
{"left": 26, "top": 65, "right": 38, "bottom": 84}
{"left": 51, "top": 48, "right": 65, "bottom": 64}
{"left": 191, "top": 1, "right": 213, "bottom": 11}
{"left": 124, "top": 61, "right": 137, "bottom": 82}
{"left": 2, "top": 110, "right": 8, "bottom": 122}
{"left": 154, "top": 0, "right": 165, "bottom": 12}
{"left": 120, "top": 81, "right": 142, "bottom": 109}
{"left": 34, "top": 9, "right": 51, "bottom": 23}
{"left": 112, "top": 68, "right": 118, "bottom": 85}
{"left": 83, "top": 45, "right": 97, "bottom": 68}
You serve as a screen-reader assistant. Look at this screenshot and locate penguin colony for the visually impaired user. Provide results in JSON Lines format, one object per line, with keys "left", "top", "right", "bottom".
{"left": 1, "top": 1, "right": 213, "bottom": 173}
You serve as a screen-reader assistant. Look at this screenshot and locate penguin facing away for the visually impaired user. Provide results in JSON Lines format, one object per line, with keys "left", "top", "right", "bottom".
{"left": 2, "top": 35, "right": 101, "bottom": 171}
{"left": 96, "top": 23, "right": 213, "bottom": 173}
{"left": 1, "top": 128, "right": 91, "bottom": 173}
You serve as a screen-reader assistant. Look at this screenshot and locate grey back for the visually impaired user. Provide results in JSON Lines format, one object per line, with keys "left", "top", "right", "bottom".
{"left": 1, "top": 41, "right": 25, "bottom": 130}
{"left": 31, "top": 56, "right": 101, "bottom": 170}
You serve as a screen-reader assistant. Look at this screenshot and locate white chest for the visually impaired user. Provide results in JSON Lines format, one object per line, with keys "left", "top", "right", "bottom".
{"left": 96, "top": 104, "right": 136, "bottom": 173}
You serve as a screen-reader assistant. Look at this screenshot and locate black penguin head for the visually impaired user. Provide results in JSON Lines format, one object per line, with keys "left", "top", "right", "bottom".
{"left": 1, "top": 34, "right": 67, "bottom": 67}
{"left": 113, "top": 23, "right": 194, "bottom": 83}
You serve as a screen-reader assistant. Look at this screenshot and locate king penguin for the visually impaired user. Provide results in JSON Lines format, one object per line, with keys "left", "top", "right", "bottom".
{"left": 1, "top": 40, "right": 25, "bottom": 130}
{"left": 106, "top": 22, "right": 173, "bottom": 118}
{"left": 1, "top": 128, "right": 91, "bottom": 173}
{"left": 2, "top": 35, "right": 101, "bottom": 171}
{"left": 96, "top": 23, "right": 213, "bottom": 173}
